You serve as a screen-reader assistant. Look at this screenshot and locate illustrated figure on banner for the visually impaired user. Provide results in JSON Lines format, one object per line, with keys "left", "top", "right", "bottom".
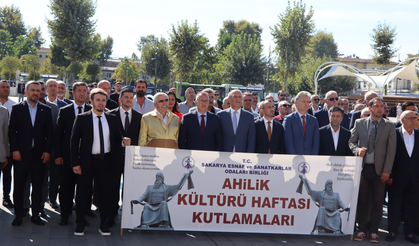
{"left": 131, "top": 170, "right": 194, "bottom": 229}
{"left": 298, "top": 175, "right": 350, "bottom": 234}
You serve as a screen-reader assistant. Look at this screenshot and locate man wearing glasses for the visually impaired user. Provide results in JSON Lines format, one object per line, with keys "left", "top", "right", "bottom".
{"left": 349, "top": 91, "right": 379, "bottom": 129}
{"left": 360, "top": 108, "right": 371, "bottom": 118}
{"left": 308, "top": 94, "right": 321, "bottom": 115}
{"left": 273, "top": 101, "right": 291, "bottom": 124}
{"left": 274, "top": 90, "right": 287, "bottom": 116}
{"left": 314, "top": 90, "right": 350, "bottom": 129}
{"left": 138, "top": 93, "right": 180, "bottom": 149}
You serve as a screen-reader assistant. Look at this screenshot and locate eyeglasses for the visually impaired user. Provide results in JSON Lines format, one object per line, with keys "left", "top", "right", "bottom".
{"left": 279, "top": 94, "right": 286, "bottom": 97}
{"left": 338, "top": 103, "right": 344, "bottom": 106}
{"left": 328, "top": 97, "right": 339, "bottom": 101}
{"left": 362, "top": 114, "right": 370, "bottom": 117}
{"left": 158, "top": 99, "right": 169, "bottom": 103}
{"left": 214, "top": 94, "right": 219, "bottom": 96}
{"left": 281, "top": 104, "right": 291, "bottom": 108}
{"left": 312, "top": 98, "right": 319, "bottom": 102}
{"left": 405, "top": 117, "right": 418, "bottom": 121}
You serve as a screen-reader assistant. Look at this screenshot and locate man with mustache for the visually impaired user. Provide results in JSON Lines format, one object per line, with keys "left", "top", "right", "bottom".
{"left": 138, "top": 92, "right": 180, "bottom": 148}
{"left": 132, "top": 79, "right": 154, "bottom": 114}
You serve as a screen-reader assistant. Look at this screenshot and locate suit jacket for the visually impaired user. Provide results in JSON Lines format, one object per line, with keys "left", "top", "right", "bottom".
{"left": 394, "top": 121, "right": 402, "bottom": 128}
{"left": 319, "top": 125, "right": 353, "bottom": 156}
{"left": 283, "top": 112, "right": 320, "bottom": 155}
{"left": 109, "top": 107, "right": 142, "bottom": 145}
{"left": 217, "top": 108, "right": 256, "bottom": 153}
{"left": 349, "top": 117, "right": 396, "bottom": 175}
{"left": 17, "top": 83, "right": 25, "bottom": 94}
{"left": 8, "top": 101, "right": 53, "bottom": 161}
{"left": 254, "top": 117, "right": 285, "bottom": 154}
{"left": 55, "top": 103, "right": 92, "bottom": 162}
{"left": 178, "top": 111, "right": 223, "bottom": 151}
{"left": 391, "top": 127, "right": 419, "bottom": 188}
{"left": 63, "top": 98, "right": 72, "bottom": 104}
{"left": 314, "top": 107, "right": 350, "bottom": 129}
{"left": 70, "top": 110, "right": 123, "bottom": 170}
{"left": 349, "top": 111, "right": 361, "bottom": 129}
{"left": 189, "top": 106, "right": 221, "bottom": 114}
{"left": 0, "top": 106, "right": 9, "bottom": 162}
{"left": 56, "top": 98, "right": 68, "bottom": 109}
{"left": 106, "top": 99, "right": 119, "bottom": 110}
{"left": 44, "top": 101, "right": 58, "bottom": 155}
{"left": 110, "top": 93, "right": 120, "bottom": 103}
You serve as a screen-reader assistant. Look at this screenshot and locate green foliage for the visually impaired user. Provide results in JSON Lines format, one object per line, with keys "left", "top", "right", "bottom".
{"left": 217, "top": 20, "right": 263, "bottom": 52}
{"left": 24, "top": 54, "right": 41, "bottom": 80}
{"left": 78, "top": 61, "right": 102, "bottom": 82}
{"left": 0, "top": 56, "right": 21, "bottom": 81}
{"left": 270, "top": 0, "right": 315, "bottom": 93}
{"left": 0, "top": 30, "right": 13, "bottom": 59}
{"left": 27, "top": 70, "right": 41, "bottom": 81}
{"left": 370, "top": 22, "right": 398, "bottom": 68}
{"left": 39, "top": 57, "right": 66, "bottom": 79}
{"left": 47, "top": 0, "right": 97, "bottom": 83}
{"left": 111, "top": 58, "right": 139, "bottom": 84}
{"left": 218, "top": 33, "right": 265, "bottom": 85}
{"left": 187, "top": 37, "right": 218, "bottom": 84}
{"left": 0, "top": 5, "right": 26, "bottom": 42}
{"left": 66, "top": 61, "right": 83, "bottom": 75}
{"left": 27, "top": 26, "right": 46, "bottom": 49}
{"left": 307, "top": 31, "right": 338, "bottom": 58}
{"left": 97, "top": 35, "right": 113, "bottom": 65}
{"left": 139, "top": 35, "right": 171, "bottom": 81}
{"left": 13, "top": 36, "right": 37, "bottom": 58}
{"left": 49, "top": 41, "right": 71, "bottom": 68}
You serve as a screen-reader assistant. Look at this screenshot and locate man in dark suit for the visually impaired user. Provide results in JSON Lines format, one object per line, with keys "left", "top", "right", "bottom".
{"left": 349, "top": 97, "right": 396, "bottom": 243}
{"left": 57, "top": 81, "right": 73, "bottom": 104}
{"left": 319, "top": 106, "right": 353, "bottom": 156}
{"left": 217, "top": 90, "right": 256, "bottom": 153}
{"left": 110, "top": 82, "right": 122, "bottom": 103}
{"left": 283, "top": 91, "right": 320, "bottom": 155}
{"left": 108, "top": 87, "right": 142, "bottom": 227}
{"left": 254, "top": 100, "right": 285, "bottom": 154}
{"left": 98, "top": 80, "right": 118, "bottom": 110}
{"left": 9, "top": 81, "right": 53, "bottom": 226}
{"left": 308, "top": 94, "right": 321, "bottom": 116}
{"left": 55, "top": 82, "right": 91, "bottom": 226}
{"left": 17, "top": 79, "right": 25, "bottom": 102}
{"left": 314, "top": 91, "right": 350, "bottom": 129}
{"left": 274, "top": 90, "right": 286, "bottom": 116}
{"left": 179, "top": 91, "right": 222, "bottom": 151}
{"left": 45, "top": 79, "right": 68, "bottom": 109}
{"left": 71, "top": 88, "right": 130, "bottom": 236}
{"left": 349, "top": 91, "right": 378, "bottom": 129}
{"left": 394, "top": 101, "right": 416, "bottom": 128}
{"left": 386, "top": 110, "right": 419, "bottom": 243}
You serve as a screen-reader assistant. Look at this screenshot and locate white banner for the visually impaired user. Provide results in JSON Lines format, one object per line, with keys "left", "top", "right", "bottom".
{"left": 121, "top": 146, "right": 362, "bottom": 235}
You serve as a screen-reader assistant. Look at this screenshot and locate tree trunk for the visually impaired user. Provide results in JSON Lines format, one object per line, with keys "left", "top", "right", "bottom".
{"left": 9, "top": 71, "right": 11, "bottom": 83}
{"left": 179, "top": 69, "right": 183, "bottom": 99}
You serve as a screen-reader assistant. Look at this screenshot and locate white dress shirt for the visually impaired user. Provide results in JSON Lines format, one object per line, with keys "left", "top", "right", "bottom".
{"left": 92, "top": 112, "right": 111, "bottom": 154}
{"left": 73, "top": 103, "right": 86, "bottom": 116}
{"left": 296, "top": 111, "right": 308, "bottom": 127}
{"left": 402, "top": 125, "right": 415, "bottom": 157}
{"left": 120, "top": 107, "right": 132, "bottom": 130}
{"left": 330, "top": 124, "right": 340, "bottom": 151}
{"left": 0, "top": 98, "right": 16, "bottom": 116}
{"left": 46, "top": 96, "right": 58, "bottom": 105}
{"left": 197, "top": 110, "right": 207, "bottom": 127}
{"left": 157, "top": 111, "right": 169, "bottom": 127}
{"left": 263, "top": 116, "right": 273, "bottom": 133}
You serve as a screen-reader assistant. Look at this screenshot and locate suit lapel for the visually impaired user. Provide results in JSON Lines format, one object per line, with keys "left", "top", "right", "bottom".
{"left": 375, "top": 119, "right": 385, "bottom": 143}
{"left": 294, "top": 113, "right": 304, "bottom": 136}
{"left": 225, "top": 108, "right": 235, "bottom": 135}
{"left": 115, "top": 108, "right": 124, "bottom": 133}
{"left": 34, "top": 103, "right": 45, "bottom": 129}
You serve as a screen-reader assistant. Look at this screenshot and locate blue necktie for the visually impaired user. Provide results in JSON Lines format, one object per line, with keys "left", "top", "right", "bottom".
{"left": 233, "top": 111, "right": 238, "bottom": 134}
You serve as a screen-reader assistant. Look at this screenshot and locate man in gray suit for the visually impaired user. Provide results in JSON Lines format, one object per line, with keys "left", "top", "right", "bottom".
{"left": 0, "top": 106, "right": 9, "bottom": 185}
{"left": 217, "top": 90, "right": 256, "bottom": 153}
{"left": 349, "top": 97, "right": 396, "bottom": 243}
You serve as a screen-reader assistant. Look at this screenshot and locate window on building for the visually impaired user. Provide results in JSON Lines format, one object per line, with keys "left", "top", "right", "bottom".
{"left": 39, "top": 55, "right": 43, "bottom": 58}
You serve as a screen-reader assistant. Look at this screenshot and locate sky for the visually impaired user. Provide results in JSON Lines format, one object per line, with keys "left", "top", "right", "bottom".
{"left": 12, "top": 0, "right": 419, "bottom": 62}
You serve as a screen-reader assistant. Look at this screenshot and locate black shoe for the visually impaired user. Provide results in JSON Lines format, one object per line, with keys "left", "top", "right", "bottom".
{"left": 74, "top": 223, "right": 85, "bottom": 236}
{"left": 86, "top": 210, "right": 96, "bottom": 217}
{"left": 59, "top": 217, "right": 68, "bottom": 226}
{"left": 12, "top": 216, "right": 22, "bottom": 226}
{"left": 3, "top": 199, "right": 14, "bottom": 208}
{"left": 386, "top": 233, "right": 396, "bottom": 242}
{"left": 49, "top": 201, "right": 59, "bottom": 209}
{"left": 40, "top": 209, "right": 48, "bottom": 218}
{"left": 31, "top": 216, "right": 45, "bottom": 226}
{"left": 405, "top": 235, "right": 419, "bottom": 244}
{"left": 99, "top": 223, "right": 111, "bottom": 236}
{"left": 23, "top": 208, "right": 30, "bottom": 217}
{"left": 107, "top": 219, "right": 115, "bottom": 228}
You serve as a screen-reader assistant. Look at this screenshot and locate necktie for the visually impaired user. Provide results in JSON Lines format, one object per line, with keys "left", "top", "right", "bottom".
{"left": 98, "top": 116, "right": 105, "bottom": 160}
{"left": 200, "top": 115, "right": 205, "bottom": 135}
{"left": 267, "top": 121, "right": 272, "bottom": 154}
{"left": 124, "top": 112, "right": 130, "bottom": 135}
{"left": 78, "top": 106, "right": 83, "bottom": 115}
{"left": 233, "top": 111, "right": 238, "bottom": 134}
{"left": 301, "top": 115, "right": 306, "bottom": 135}
{"left": 367, "top": 121, "right": 377, "bottom": 154}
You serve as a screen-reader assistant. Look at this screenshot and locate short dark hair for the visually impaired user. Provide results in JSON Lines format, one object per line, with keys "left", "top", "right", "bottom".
{"left": 120, "top": 88, "right": 134, "bottom": 98}
{"left": 73, "top": 82, "right": 87, "bottom": 91}
{"left": 26, "top": 81, "right": 41, "bottom": 91}
{"left": 243, "top": 92, "right": 252, "bottom": 97}
{"left": 88, "top": 84, "right": 95, "bottom": 88}
{"left": 251, "top": 91, "right": 258, "bottom": 96}
{"left": 115, "top": 82, "right": 122, "bottom": 86}
{"left": 134, "top": 79, "right": 147, "bottom": 88}
{"left": 328, "top": 106, "right": 344, "bottom": 116}
{"left": 368, "top": 97, "right": 383, "bottom": 107}
{"left": 90, "top": 88, "right": 108, "bottom": 101}
{"left": 402, "top": 101, "right": 415, "bottom": 111}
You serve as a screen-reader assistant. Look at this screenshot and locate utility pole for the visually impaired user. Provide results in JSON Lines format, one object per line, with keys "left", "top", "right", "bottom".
{"left": 266, "top": 45, "right": 271, "bottom": 93}
{"left": 125, "top": 57, "right": 129, "bottom": 86}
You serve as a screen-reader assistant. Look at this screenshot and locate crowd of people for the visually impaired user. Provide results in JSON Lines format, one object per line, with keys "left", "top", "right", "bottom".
{"left": 0, "top": 78, "right": 418, "bottom": 243}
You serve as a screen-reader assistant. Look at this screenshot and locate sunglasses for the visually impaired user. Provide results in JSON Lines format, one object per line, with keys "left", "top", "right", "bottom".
{"left": 158, "top": 99, "right": 169, "bottom": 103}
{"left": 281, "top": 104, "right": 291, "bottom": 108}
{"left": 312, "top": 98, "right": 319, "bottom": 102}
{"left": 328, "top": 97, "right": 339, "bottom": 101}
{"left": 279, "top": 94, "right": 286, "bottom": 97}
{"left": 214, "top": 94, "right": 219, "bottom": 96}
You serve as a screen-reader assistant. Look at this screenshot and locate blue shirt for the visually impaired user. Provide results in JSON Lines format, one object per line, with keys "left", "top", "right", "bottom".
{"left": 27, "top": 100, "right": 38, "bottom": 127}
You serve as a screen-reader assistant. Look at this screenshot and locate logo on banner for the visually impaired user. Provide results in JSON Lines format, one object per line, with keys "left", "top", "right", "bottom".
{"left": 182, "top": 157, "right": 195, "bottom": 169}
{"left": 298, "top": 162, "right": 310, "bottom": 175}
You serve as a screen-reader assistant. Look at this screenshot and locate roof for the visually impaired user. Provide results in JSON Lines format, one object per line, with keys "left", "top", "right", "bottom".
{"left": 336, "top": 57, "right": 398, "bottom": 65}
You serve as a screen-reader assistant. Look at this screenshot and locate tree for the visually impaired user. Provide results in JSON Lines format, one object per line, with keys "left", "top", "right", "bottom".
{"left": 218, "top": 33, "right": 265, "bottom": 85}
{"left": 49, "top": 41, "right": 71, "bottom": 68}
{"left": 12, "top": 35, "right": 37, "bottom": 58}
{"left": 307, "top": 31, "right": 338, "bottom": 58}
{"left": 139, "top": 35, "right": 171, "bottom": 84}
{"left": 27, "top": 26, "right": 46, "bottom": 49}
{"left": 169, "top": 20, "right": 204, "bottom": 95}
{"left": 23, "top": 54, "right": 41, "bottom": 80}
{"left": 370, "top": 22, "right": 398, "bottom": 68}
{"left": 78, "top": 61, "right": 102, "bottom": 82}
{"left": 0, "top": 30, "right": 13, "bottom": 59}
{"left": 39, "top": 57, "right": 66, "bottom": 79}
{"left": 47, "top": 0, "right": 97, "bottom": 83}
{"left": 0, "top": 5, "right": 26, "bottom": 42}
{"left": 111, "top": 58, "right": 139, "bottom": 84}
{"left": 270, "top": 0, "right": 315, "bottom": 93}
{"left": 97, "top": 35, "right": 113, "bottom": 65}
{"left": 217, "top": 20, "right": 263, "bottom": 53}
{"left": 0, "top": 56, "right": 21, "bottom": 81}
{"left": 188, "top": 37, "right": 218, "bottom": 84}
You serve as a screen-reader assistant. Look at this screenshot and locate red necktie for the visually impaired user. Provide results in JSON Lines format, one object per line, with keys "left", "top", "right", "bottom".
{"left": 201, "top": 115, "right": 205, "bottom": 135}
{"left": 301, "top": 115, "right": 306, "bottom": 135}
